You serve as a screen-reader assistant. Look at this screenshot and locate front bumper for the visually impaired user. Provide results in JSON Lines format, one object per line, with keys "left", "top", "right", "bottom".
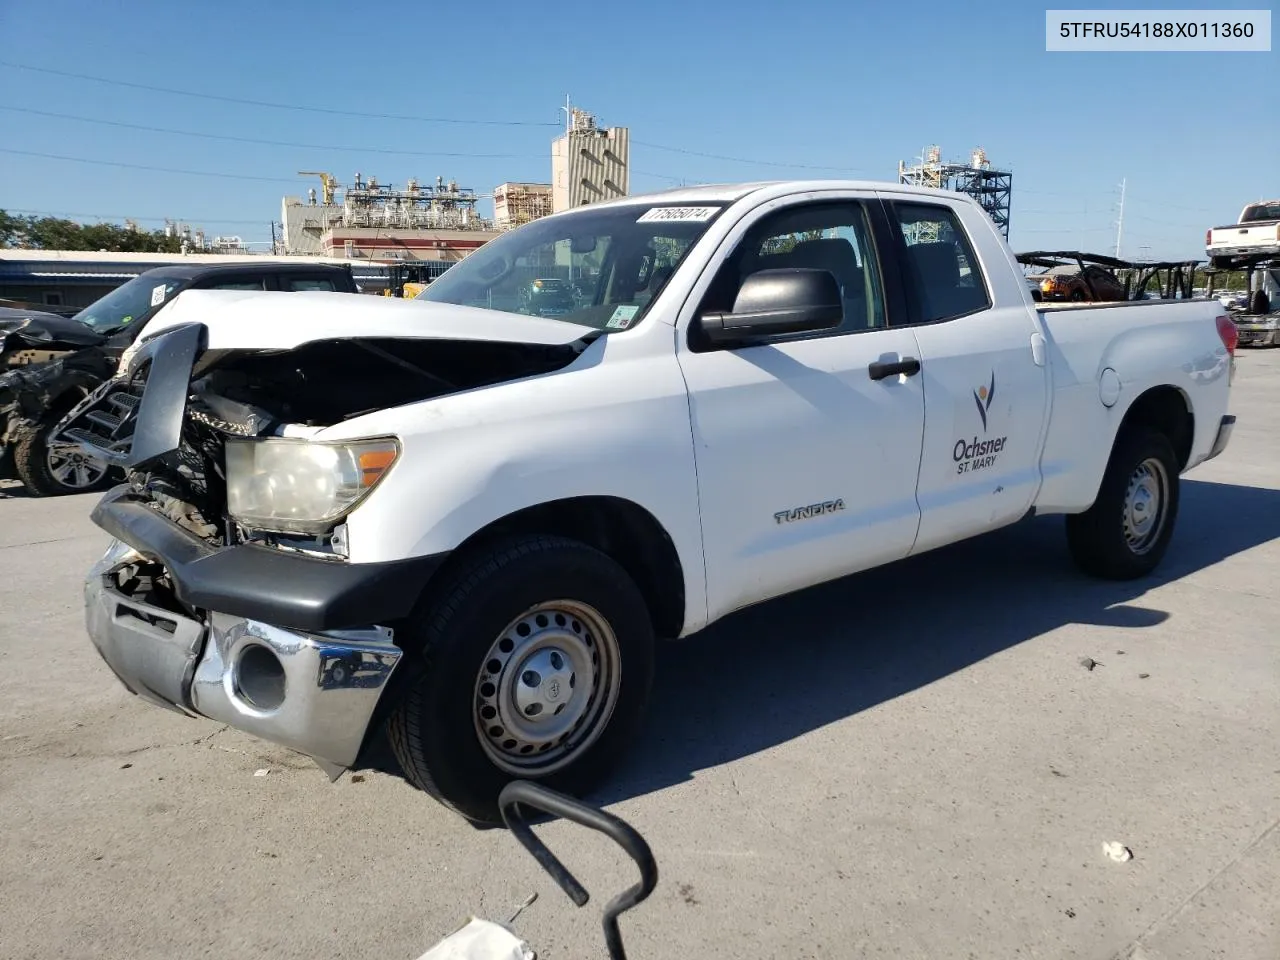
{"left": 91, "top": 485, "right": 446, "bottom": 632}
{"left": 83, "top": 487, "right": 451, "bottom": 774}
{"left": 85, "top": 538, "right": 406, "bottom": 773}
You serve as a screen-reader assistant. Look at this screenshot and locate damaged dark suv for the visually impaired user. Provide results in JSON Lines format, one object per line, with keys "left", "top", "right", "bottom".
{"left": 0, "top": 261, "right": 358, "bottom": 496}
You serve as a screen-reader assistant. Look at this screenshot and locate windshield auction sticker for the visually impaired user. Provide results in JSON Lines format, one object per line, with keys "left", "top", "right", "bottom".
{"left": 606, "top": 305, "right": 641, "bottom": 329}
{"left": 150, "top": 284, "right": 168, "bottom": 307}
{"left": 637, "top": 206, "right": 719, "bottom": 223}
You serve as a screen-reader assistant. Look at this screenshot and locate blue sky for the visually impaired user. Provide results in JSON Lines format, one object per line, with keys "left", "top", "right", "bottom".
{"left": 1, "top": 0, "right": 1275, "bottom": 259}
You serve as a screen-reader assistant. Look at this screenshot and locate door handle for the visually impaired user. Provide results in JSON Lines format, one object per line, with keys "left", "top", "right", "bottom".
{"left": 868, "top": 357, "right": 921, "bottom": 381}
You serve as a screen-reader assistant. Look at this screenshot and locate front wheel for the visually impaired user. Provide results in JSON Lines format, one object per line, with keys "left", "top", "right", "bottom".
{"left": 387, "top": 535, "right": 656, "bottom": 824}
{"left": 12, "top": 412, "right": 117, "bottom": 497}
{"left": 1065, "top": 427, "right": 1180, "bottom": 580}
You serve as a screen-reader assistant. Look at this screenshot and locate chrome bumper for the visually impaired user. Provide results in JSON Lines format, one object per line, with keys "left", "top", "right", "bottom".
{"left": 1235, "top": 319, "right": 1279, "bottom": 346}
{"left": 84, "top": 540, "right": 404, "bottom": 775}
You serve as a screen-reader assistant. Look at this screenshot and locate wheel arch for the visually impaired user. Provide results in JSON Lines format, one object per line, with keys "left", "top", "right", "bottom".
{"left": 423, "top": 495, "right": 687, "bottom": 640}
{"left": 1115, "top": 384, "right": 1195, "bottom": 472}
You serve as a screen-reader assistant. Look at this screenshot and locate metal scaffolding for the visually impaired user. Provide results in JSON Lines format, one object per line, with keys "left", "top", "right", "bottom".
{"left": 898, "top": 145, "right": 1013, "bottom": 239}
{"left": 296, "top": 172, "right": 493, "bottom": 231}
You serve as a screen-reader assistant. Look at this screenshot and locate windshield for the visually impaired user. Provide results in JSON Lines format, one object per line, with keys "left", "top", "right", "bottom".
{"left": 416, "top": 202, "right": 729, "bottom": 331}
{"left": 73, "top": 272, "right": 188, "bottom": 334}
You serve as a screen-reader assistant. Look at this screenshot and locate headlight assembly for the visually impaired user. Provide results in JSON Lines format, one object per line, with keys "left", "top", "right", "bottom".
{"left": 225, "top": 437, "right": 399, "bottom": 535}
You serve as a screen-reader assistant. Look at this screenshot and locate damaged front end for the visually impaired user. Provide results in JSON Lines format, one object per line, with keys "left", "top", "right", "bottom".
{"left": 0, "top": 334, "right": 115, "bottom": 481}
{"left": 78, "top": 317, "right": 586, "bottom": 776}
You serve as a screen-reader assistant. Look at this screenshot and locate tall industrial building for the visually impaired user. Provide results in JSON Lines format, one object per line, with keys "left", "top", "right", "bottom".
{"left": 551, "top": 107, "right": 630, "bottom": 213}
{"left": 897, "top": 145, "right": 1013, "bottom": 238}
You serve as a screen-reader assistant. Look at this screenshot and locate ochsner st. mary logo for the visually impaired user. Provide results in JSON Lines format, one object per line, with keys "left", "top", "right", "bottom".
{"left": 973, "top": 371, "right": 995, "bottom": 432}
{"left": 953, "top": 371, "right": 1007, "bottom": 475}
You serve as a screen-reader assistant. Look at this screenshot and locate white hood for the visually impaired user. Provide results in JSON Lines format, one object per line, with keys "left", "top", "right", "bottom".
{"left": 133, "top": 289, "right": 595, "bottom": 352}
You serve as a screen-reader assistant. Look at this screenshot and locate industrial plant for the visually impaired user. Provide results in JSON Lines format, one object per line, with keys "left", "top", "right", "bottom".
{"left": 898, "top": 145, "right": 1013, "bottom": 238}
{"left": 277, "top": 103, "right": 630, "bottom": 273}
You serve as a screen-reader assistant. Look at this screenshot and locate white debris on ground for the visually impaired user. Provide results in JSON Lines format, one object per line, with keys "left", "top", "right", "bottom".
{"left": 413, "top": 917, "right": 535, "bottom": 960}
{"left": 1103, "top": 841, "right": 1134, "bottom": 862}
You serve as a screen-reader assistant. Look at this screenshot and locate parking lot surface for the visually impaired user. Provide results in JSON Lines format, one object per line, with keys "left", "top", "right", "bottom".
{"left": 1, "top": 351, "right": 1277, "bottom": 960}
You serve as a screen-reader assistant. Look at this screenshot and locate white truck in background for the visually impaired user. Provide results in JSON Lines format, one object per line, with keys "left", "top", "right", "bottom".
{"left": 75, "top": 180, "right": 1237, "bottom": 824}
{"left": 1206, "top": 199, "right": 1280, "bottom": 269}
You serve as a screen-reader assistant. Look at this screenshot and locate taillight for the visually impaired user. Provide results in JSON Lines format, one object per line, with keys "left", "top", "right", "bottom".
{"left": 1216, "top": 314, "right": 1238, "bottom": 355}
{"left": 1205, "top": 229, "right": 1212, "bottom": 246}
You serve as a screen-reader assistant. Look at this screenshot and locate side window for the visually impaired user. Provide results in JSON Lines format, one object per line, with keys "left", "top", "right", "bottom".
{"left": 283, "top": 277, "right": 336, "bottom": 292}
{"left": 205, "top": 278, "right": 266, "bottom": 291}
{"left": 891, "top": 202, "right": 991, "bottom": 323}
{"left": 698, "top": 201, "right": 887, "bottom": 334}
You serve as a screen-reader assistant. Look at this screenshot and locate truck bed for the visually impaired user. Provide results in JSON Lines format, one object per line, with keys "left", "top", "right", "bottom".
{"left": 1030, "top": 295, "right": 1230, "bottom": 514}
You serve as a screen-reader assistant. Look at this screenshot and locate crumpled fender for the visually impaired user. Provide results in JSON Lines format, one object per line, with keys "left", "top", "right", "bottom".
{"left": 0, "top": 346, "right": 116, "bottom": 444}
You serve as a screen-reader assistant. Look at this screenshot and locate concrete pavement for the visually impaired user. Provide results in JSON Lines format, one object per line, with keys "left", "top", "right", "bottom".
{"left": 1, "top": 350, "right": 1276, "bottom": 960}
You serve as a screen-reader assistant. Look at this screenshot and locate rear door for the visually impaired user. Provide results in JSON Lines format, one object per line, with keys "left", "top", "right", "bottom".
{"left": 876, "top": 193, "right": 1050, "bottom": 554}
{"left": 675, "top": 194, "right": 927, "bottom": 621}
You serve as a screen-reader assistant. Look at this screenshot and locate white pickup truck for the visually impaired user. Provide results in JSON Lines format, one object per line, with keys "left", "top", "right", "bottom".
{"left": 77, "top": 180, "right": 1238, "bottom": 824}
{"left": 1206, "top": 199, "right": 1280, "bottom": 268}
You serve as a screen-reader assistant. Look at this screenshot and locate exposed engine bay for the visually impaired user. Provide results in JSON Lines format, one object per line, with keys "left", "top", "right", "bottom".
{"left": 188, "top": 336, "right": 583, "bottom": 429}
{"left": 68, "top": 333, "right": 587, "bottom": 554}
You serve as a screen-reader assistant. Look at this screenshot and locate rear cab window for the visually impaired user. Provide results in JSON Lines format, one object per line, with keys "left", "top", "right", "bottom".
{"left": 1241, "top": 202, "right": 1280, "bottom": 223}
{"left": 201, "top": 277, "right": 267, "bottom": 291}
{"left": 282, "top": 277, "right": 338, "bottom": 292}
{"left": 889, "top": 202, "right": 992, "bottom": 324}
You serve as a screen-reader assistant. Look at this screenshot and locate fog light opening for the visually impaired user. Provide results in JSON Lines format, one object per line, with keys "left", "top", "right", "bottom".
{"left": 235, "top": 644, "right": 286, "bottom": 711}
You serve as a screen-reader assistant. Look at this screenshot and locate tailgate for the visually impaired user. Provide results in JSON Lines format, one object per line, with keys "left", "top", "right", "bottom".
{"left": 1212, "top": 222, "right": 1280, "bottom": 246}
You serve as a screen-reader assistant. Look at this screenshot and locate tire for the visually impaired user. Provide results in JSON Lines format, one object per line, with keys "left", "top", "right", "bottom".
{"left": 12, "top": 411, "right": 117, "bottom": 498}
{"left": 387, "top": 534, "right": 656, "bottom": 825}
{"left": 1070, "top": 289, "right": 1088, "bottom": 302}
{"left": 1249, "top": 289, "right": 1270, "bottom": 315}
{"left": 1065, "top": 427, "right": 1180, "bottom": 580}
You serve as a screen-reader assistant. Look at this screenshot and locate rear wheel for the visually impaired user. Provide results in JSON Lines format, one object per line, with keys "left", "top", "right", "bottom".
{"left": 387, "top": 535, "right": 656, "bottom": 825}
{"left": 12, "top": 410, "right": 116, "bottom": 497}
{"left": 1065, "top": 427, "right": 1180, "bottom": 580}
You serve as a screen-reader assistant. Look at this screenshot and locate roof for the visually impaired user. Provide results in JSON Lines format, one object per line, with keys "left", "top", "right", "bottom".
{"left": 126, "top": 261, "right": 355, "bottom": 280}
{"left": 0, "top": 250, "right": 363, "bottom": 266}
{"left": 0, "top": 249, "right": 391, "bottom": 284}
{"left": 579, "top": 179, "right": 977, "bottom": 211}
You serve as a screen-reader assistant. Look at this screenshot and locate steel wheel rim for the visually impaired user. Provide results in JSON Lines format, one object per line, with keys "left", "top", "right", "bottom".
{"left": 45, "top": 438, "right": 107, "bottom": 490}
{"left": 473, "top": 599, "right": 621, "bottom": 776}
{"left": 1122, "top": 456, "right": 1168, "bottom": 555}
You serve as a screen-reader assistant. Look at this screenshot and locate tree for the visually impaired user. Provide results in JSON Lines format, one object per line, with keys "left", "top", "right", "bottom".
{"left": 0, "top": 210, "right": 188, "bottom": 253}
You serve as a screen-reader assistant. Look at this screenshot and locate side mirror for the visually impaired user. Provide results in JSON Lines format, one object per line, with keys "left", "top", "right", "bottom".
{"left": 697, "top": 269, "right": 843, "bottom": 346}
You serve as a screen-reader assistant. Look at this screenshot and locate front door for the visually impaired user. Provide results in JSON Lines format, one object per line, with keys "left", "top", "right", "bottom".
{"left": 675, "top": 197, "right": 927, "bottom": 622}
{"left": 879, "top": 196, "right": 1050, "bottom": 554}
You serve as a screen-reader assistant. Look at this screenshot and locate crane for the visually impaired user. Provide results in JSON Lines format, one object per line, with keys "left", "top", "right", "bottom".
{"left": 298, "top": 171, "right": 339, "bottom": 205}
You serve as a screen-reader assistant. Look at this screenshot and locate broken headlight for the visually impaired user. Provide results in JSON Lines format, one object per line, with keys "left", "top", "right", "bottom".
{"left": 224, "top": 437, "right": 398, "bottom": 536}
